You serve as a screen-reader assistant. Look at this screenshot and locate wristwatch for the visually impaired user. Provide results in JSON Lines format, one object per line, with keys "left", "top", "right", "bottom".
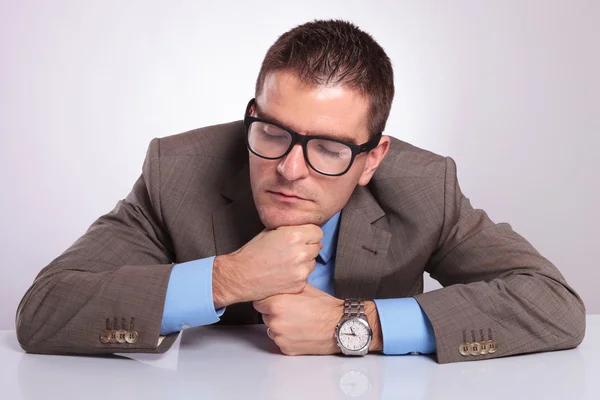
{"left": 335, "top": 299, "right": 373, "bottom": 356}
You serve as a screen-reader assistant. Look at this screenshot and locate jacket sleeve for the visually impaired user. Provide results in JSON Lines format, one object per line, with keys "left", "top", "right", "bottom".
{"left": 16, "top": 138, "right": 181, "bottom": 354}
{"left": 414, "top": 157, "right": 586, "bottom": 364}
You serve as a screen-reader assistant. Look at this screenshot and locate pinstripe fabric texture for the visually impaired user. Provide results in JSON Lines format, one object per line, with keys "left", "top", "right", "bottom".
{"left": 16, "top": 121, "right": 585, "bottom": 363}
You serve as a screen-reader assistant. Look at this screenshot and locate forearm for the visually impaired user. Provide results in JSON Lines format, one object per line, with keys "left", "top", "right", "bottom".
{"left": 17, "top": 173, "right": 176, "bottom": 354}
{"left": 17, "top": 262, "right": 175, "bottom": 354}
{"left": 422, "top": 156, "right": 586, "bottom": 363}
{"left": 415, "top": 273, "right": 585, "bottom": 363}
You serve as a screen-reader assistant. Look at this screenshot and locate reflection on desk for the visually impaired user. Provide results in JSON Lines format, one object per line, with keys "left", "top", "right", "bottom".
{"left": 2, "top": 315, "right": 598, "bottom": 400}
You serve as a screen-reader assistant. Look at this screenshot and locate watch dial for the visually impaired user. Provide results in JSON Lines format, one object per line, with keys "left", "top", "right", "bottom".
{"left": 339, "top": 319, "right": 370, "bottom": 351}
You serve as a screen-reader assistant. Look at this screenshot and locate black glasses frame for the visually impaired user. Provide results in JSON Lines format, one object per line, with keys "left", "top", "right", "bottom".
{"left": 243, "top": 98, "right": 382, "bottom": 176}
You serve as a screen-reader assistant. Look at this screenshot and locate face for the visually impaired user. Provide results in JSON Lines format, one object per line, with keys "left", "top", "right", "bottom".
{"left": 249, "top": 70, "right": 390, "bottom": 229}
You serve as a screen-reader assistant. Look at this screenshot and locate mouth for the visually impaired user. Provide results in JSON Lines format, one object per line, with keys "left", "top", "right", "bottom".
{"left": 267, "top": 190, "right": 309, "bottom": 203}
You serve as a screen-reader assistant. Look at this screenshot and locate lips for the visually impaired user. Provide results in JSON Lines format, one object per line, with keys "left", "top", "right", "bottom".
{"left": 267, "top": 190, "right": 309, "bottom": 202}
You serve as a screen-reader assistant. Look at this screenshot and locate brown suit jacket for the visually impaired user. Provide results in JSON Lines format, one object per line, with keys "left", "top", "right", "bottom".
{"left": 15, "top": 121, "right": 586, "bottom": 363}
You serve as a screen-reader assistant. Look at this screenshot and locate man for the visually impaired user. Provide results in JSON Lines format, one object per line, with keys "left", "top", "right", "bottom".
{"left": 16, "top": 19, "right": 585, "bottom": 363}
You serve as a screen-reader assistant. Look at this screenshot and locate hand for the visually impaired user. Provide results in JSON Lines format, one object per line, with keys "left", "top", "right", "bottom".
{"left": 212, "top": 225, "right": 323, "bottom": 307}
{"left": 253, "top": 285, "right": 344, "bottom": 356}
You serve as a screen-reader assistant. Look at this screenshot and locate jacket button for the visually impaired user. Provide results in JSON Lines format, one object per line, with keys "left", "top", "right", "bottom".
{"left": 469, "top": 342, "right": 482, "bottom": 356}
{"left": 125, "top": 330, "right": 139, "bottom": 344}
{"left": 115, "top": 329, "right": 128, "bottom": 344}
{"left": 480, "top": 341, "right": 489, "bottom": 355}
{"left": 99, "top": 330, "right": 112, "bottom": 344}
{"left": 459, "top": 342, "right": 470, "bottom": 356}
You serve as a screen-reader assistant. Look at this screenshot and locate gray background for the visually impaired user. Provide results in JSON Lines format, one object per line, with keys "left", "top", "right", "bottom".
{"left": 1, "top": 0, "right": 598, "bottom": 330}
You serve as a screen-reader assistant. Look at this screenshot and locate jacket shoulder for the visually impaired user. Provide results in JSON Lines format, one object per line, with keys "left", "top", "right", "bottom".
{"left": 155, "top": 120, "right": 246, "bottom": 160}
{"left": 373, "top": 136, "right": 448, "bottom": 180}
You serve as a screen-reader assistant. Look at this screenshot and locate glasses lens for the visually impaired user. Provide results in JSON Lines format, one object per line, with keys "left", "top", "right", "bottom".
{"left": 247, "top": 121, "right": 292, "bottom": 158}
{"left": 307, "top": 139, "right": 353, "bottom": 175}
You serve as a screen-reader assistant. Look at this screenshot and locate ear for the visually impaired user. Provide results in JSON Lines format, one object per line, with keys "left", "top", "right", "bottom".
{"left": 358, "top": 136, "right": 390, "bottom": 186}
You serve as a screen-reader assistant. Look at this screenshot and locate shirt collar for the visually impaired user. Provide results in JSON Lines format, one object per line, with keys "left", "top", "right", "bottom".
{"left": 319, "top": 211, "right": 341, "bottom": 263}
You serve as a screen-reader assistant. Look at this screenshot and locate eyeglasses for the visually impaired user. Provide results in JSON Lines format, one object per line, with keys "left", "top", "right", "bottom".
{"left": 243, "top": 98, "right": 381, "bottom": 176}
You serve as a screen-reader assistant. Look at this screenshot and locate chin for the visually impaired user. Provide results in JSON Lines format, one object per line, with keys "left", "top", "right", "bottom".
{"left": 257, "top": 206, "right": 325, "bottom": 229}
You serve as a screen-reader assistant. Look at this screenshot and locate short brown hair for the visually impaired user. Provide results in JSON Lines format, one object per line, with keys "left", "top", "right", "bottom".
{"left": 255, "top": 19, "right": 395, "bottom": 138}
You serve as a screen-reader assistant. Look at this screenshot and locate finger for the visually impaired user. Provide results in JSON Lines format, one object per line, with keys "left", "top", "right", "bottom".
{"left": 283, "top": 224, "right": 323, "bottom": 244}
{"left": 301, "top": 224, "right": 324, "bottom": 244}
{"left": 253, "top": 299, "right": 270, "bottom": 314}
{"left": 299, "top": 259, "right": 317, "bottom": 273}
{"left": 305, "top": 243, "right": 322, "bottom": 260}
{"left": 262, "top": 314, "right": 274, "bottom": 328}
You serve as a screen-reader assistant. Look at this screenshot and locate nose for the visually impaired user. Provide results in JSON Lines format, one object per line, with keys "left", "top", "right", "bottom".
{"left": 276, "top": 144, "right": 310, "bottom": 181}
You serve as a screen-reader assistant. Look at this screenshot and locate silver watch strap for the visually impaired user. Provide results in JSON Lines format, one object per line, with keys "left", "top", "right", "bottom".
{"left": 343, "top": 299, "right": 366, "bottom": 319}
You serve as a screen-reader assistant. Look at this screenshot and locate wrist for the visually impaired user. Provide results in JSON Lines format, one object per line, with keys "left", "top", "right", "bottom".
{"left": 329, "top": 299, "right": 344, "bottom": 354}
{"left": 365, "top": 301, "right": 383, "bottom": 352}
{"left": 212, "top": 254, "right": 238, "bottom": 308}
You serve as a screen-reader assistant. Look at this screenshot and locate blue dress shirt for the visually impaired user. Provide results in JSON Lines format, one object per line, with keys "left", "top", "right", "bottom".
{"left": 161, "top": 212, "right": 436, "bottom": 355}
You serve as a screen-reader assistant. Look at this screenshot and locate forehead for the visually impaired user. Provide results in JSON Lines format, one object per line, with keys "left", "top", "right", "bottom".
{"left": 255, "top": 71, "right": 371, "bottom": 144}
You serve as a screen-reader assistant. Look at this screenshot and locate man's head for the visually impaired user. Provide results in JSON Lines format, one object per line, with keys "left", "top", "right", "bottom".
{"left": 248, "top": 20, "right": 394, "bottom": 229}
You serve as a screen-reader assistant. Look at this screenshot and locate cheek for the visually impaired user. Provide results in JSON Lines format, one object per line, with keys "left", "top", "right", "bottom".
{"left": 249, "top": 156, "right": 275, "bottom": 185}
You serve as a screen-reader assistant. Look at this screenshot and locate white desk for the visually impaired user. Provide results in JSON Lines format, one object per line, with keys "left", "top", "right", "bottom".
{"left": 1, "top": 316, "right": 598, "bottom": 400}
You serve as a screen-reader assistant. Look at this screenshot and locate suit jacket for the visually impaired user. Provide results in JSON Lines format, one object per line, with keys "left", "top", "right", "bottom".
{"left": 15, "top": 121, "right": 586, "bottom": 363}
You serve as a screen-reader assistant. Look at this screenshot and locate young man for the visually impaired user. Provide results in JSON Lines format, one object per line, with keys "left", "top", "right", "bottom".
{"left": 16, "top": 19, "right": 584, "bottom": 363}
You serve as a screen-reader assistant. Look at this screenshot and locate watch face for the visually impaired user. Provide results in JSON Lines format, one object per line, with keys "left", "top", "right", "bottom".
{"left": 338, "top": 318, "right": 371, "bottom": 351}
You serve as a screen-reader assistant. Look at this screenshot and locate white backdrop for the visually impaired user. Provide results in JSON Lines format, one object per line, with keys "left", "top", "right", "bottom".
{"left": 1, "top": 0, "right": 598, "bottom": 330}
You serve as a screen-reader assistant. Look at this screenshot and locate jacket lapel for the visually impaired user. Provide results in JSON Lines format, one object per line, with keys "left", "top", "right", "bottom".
{"left": 334, "top": 185, "right": 392, "bottom": 300}
{"left": 212, "top": 165, "right": 264, "bottom": 256}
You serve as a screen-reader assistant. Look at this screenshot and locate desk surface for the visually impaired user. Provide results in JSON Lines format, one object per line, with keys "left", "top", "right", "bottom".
{"left": 1, "top": 316, "right": 598, "bottom": 400}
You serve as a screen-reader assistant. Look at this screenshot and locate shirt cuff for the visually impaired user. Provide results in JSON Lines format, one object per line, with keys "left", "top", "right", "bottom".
{"left": 373, "top": 297, "right": 436, "bottom": 355}
{"left": 160, "top": 257, "right": 225, "bottom": 335}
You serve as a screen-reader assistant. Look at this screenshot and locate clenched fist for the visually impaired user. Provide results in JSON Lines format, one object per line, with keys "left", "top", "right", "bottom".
{"left": 212, "top": 224, "right": 323, "bottom": 307}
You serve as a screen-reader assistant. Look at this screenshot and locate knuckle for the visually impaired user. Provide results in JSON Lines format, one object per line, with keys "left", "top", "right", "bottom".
{"left": 266, "top": 304, "right": 278, "bottom": 316}
{"left": 281, "top": 347, "right": 298, "bottom": 356}
{"left": 292, "top": 275, "right": 308, "bottom": 290}
{"left": 294, "top": 267, "right": 309, "bottom": 281}
{"left": 269, "top": 320, "right": 282, "bottom": 333}
{"left": 314, "top": 226, "right": 324, "bottom": 239}
{"left": 269, "top": 298, "right": 283, "bottom": 315}
{"left": 259, "top": 300, "right": 272, "bottom": 314}
{"left": 274, "top": 338, "right": 286, "bottom": 352}
{"left": 295, "top": 250, "right": 308, "bottom": 263}
{"left": 288, "top": 231, "right": 302, "bottom": 243}
{"left": 311, "top": 244, "right": 321, "bottom": 256}
{"left": 296, "top": 280, "right": 308, "bottom": 292}
{"left": 277, "top": 341, "right": 291, "bottom": 355}
{"left": 265, "top": 303, "right": 276, "bottom": 315}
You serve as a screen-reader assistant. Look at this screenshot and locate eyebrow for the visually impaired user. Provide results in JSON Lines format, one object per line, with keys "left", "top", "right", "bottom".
{"left": 255, "top": 106, "right": 361, "bottom": 145}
